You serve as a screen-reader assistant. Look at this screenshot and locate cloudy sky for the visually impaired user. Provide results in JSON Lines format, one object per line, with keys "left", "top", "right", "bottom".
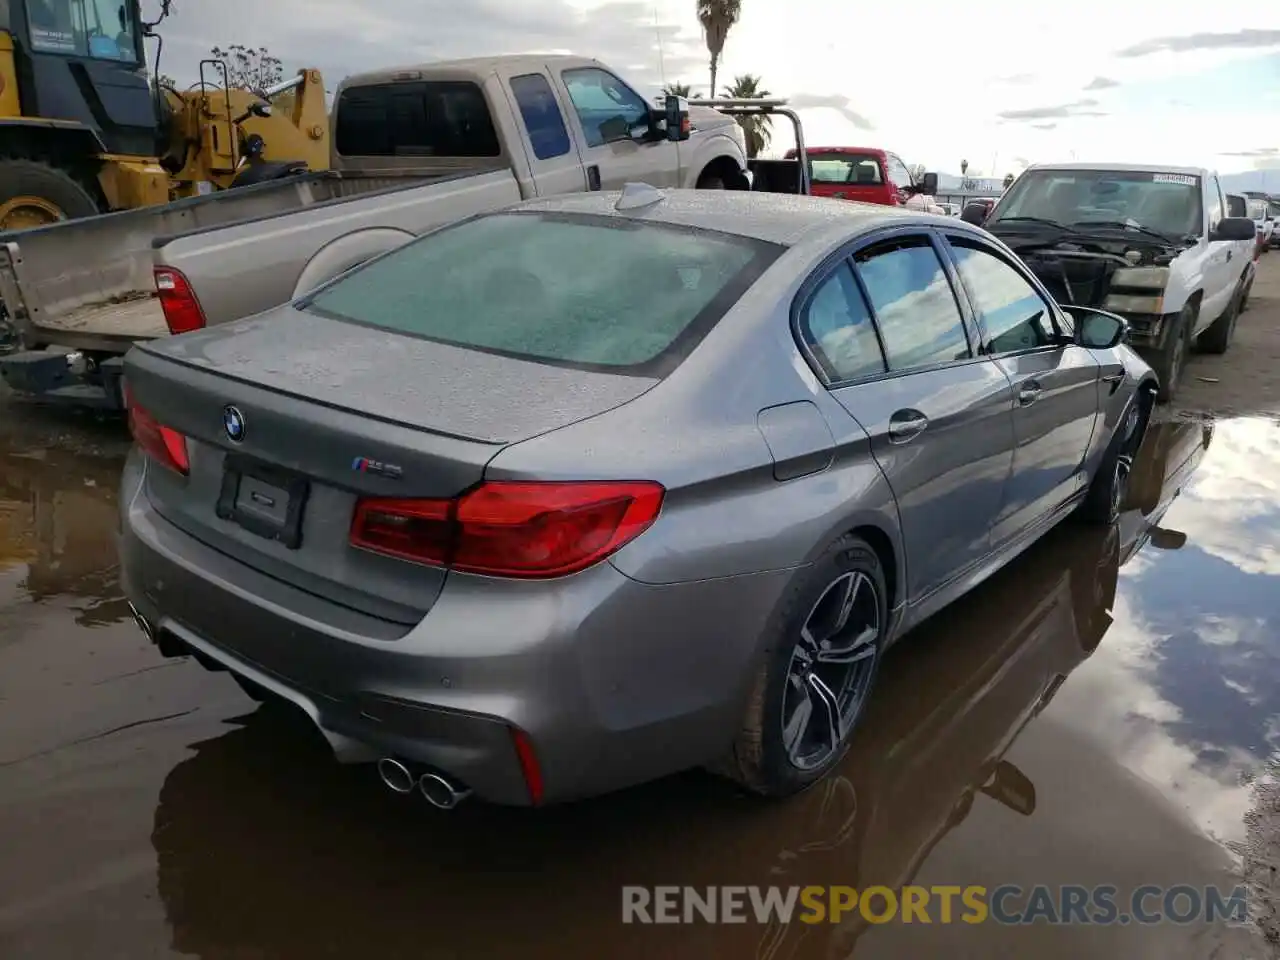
{"left": 144, "top": 0, "right": 1280, "bottom": 177}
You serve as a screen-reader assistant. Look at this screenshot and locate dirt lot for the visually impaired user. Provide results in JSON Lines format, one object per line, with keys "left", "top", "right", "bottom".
{"left": 1167, "top": 253, "right": 1280, "bottom": 421}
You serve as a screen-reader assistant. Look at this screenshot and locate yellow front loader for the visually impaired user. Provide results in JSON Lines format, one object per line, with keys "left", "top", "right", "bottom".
{"left": 0, "top": 0, "right": 328, "bottom": 230}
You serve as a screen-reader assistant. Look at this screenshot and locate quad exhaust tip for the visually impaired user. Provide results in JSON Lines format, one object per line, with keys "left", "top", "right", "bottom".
{"left": 377, "top": 758, "right": 471, "bottom": 809}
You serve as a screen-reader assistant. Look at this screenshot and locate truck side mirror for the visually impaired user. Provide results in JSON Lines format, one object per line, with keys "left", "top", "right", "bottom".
{"left": 960, "top": 202, "right": 988, "bottom": 226}
{"left": 1214, "top": 217, "right": 1258, "bottom": 242}
{"left": 664, "top": 95, "right": 691, "bottom": 142}
{"left": 919, "top": 171, "right": 939, "bottom": 195}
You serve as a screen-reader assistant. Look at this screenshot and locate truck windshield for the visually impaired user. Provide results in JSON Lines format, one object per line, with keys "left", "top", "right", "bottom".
{"left": 25, "top": 0, "right": 138, "bottom": 62}
{"left": 993, "top": 169, "right": 1203, "bottom": 239}
{"left": 302, "top": 212, "right": 781, "bottom": 374}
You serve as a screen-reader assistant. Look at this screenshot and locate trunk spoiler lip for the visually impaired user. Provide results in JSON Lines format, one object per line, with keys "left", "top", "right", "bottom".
{"left": 127, "top": 342, "right": 508, "bottom": 448}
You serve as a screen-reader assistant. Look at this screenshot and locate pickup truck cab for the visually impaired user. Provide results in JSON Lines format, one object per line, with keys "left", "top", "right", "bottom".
{"left": 781, "top": 146, "right": 941, "bottom": 210}
{"left": 964, "top": 162, "right": 1256, "bottom": 401}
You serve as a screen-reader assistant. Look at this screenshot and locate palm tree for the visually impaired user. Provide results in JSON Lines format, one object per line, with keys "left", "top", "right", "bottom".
{"left": 661, "top": 82, "right": 697, "bottom": 99}
{"left": 723, "top": 74, "right": 772, "bottom": 158}
{"left": 697, "top": 0, "right": 742, "bottom": 98}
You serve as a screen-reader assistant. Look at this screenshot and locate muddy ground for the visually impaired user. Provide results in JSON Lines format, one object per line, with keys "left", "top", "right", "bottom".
{"left": 1, "top": 260, "right": 1279, "bottom": 958}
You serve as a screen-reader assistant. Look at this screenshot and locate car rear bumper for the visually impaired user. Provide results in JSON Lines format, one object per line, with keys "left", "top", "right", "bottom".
{"left": 118, "top": 452, "right": 791, "bottom": 805}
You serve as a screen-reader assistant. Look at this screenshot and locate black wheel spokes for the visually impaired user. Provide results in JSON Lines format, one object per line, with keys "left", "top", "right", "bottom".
{"left": 782, "top": 571, "right": 881, "bottom": 770}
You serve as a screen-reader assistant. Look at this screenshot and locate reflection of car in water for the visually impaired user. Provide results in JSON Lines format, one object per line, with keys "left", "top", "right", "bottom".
{"left": 149, "top": 465, "right": 1194, "bottom": 958}
{"left": 1118, "top": 418, "right": 1212, "bottom": 556}
{"left": 0, "top": 442, "right": 127, "bottom": 624}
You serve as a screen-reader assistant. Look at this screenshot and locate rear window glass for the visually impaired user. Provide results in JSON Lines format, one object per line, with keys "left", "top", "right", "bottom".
{"left": 302, "top": 213, "right": 780, "bottom": 373}
{"left": 809, "top": 154, "right": 883, "bottom": 185}
{"left": 335, "top": 81, "right": 500, "bottom": 157}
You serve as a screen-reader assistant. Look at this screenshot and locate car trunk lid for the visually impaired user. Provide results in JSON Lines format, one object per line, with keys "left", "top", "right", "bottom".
{"left": 124, "top": 307, "right": 656, "bottom": 624}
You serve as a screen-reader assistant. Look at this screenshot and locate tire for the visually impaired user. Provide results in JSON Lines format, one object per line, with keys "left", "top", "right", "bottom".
{"left": 1196, "top": 290, "right": 1239, "bottom": 355}
{"left": 697, "top": 173, "right": 727, "bottom": 189}
{"left": 0, "top": 158, "right": 101, "bottom": 229}
{"left": 1152, "top": 302, "right": 1194, "bottom": 403}
{"left": 1078, "top": 393, "right": 1150, "bottom": 525}
{"left": 715, "top": 534, "right": 888, "bottom": 797}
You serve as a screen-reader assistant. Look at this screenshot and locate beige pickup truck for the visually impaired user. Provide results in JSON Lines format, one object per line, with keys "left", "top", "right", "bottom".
{"left": 0, "top": 54, "right": 749, "bottom": 408}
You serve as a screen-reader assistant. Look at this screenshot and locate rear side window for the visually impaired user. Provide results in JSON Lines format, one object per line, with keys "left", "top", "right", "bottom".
{"left": 800, "top": 263, "right": 885, "bottom": 381}
{"left": 510, "top": 74, "right": 571, "bottom": 160}
{"left": 335, "top": 81, "right": 500, "bottom": 157}
{"left": 854, "top": 237, "right": 971, "bottom": 371}
{"left": 303, "top": 213, "right": 780, "bottom": 373}
{"left": 809, "top": 154, "right": 883, "bottom": 185}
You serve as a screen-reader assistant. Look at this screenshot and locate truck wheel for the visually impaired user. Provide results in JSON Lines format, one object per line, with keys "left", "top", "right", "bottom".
{"left": 713, "top": 533, "right": 887, "bottom": 797}
{"left": 0, "top": 159, "right": 101, "bottom": 229}
{"left": 1153, "top": 302, "right": 1195, "bottom": 403}
{"left": 1196, "top": 291, "right": 1239, "bottom": 355}
{"left": 696, "top": 172, "right": 726, "bottom": 189}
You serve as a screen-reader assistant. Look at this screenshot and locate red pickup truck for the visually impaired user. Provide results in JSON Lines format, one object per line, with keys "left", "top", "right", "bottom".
{"left": 784, "top": 146, "right": 938, "bottom": 209}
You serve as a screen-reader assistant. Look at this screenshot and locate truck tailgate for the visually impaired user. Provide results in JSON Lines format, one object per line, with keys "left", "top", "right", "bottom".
{"left": 154, "top": 168, "right": 521, "bottom": 329}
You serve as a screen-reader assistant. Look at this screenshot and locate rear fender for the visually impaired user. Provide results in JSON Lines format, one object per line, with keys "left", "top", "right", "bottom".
{"left": 291, "top": 227, "right": 416, "bottom": 298}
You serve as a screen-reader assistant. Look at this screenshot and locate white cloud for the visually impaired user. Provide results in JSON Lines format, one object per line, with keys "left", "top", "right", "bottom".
{"left": 144, "top": 0, "right": 1280, "bottom": 174}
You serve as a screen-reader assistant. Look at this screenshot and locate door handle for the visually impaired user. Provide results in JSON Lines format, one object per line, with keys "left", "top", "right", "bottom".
{"left": 587, "top": 165, "right": 601, "bottom": 191}
{"left": 1017, "top": 382, "right": 1042, "bottom": 406}
{"left": 888, "top": 410, "right": 929, "bottom": 443}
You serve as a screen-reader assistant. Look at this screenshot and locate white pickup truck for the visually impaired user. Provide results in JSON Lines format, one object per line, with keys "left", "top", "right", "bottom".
{"left": 965, "top": 162, "right": 1257, "bottom": 401}
{"left": 0, "top": 54, "right": 751, "bottom": 408}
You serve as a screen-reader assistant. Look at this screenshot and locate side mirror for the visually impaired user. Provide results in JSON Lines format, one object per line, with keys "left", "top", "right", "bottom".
{"left": 1148, "top": 527, "right": 1188, "bottom": 551}
{"left": 1214, "top": 216, "right": 1258, "bottom": 242}
{"left": 979, "top": 760, "right": 1036, "bottom": 816}
{"left": 960, "top": 201, "right": 989, "bottom": 226}
{"left": 919, "top": 171, "right": 939, "bottom": 195}
{"left": 1064, "top": 306, "right": 1128, "bottom": 349}
{"left": 664, "top": 95, "right": 691, "bottom": 142}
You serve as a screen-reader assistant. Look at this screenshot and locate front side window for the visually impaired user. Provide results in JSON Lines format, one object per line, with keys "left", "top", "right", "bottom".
{"left": 800, "top": 262, "right": 886, "bottom": 382}
{"left": 885, "top": 154, "right": 914, "bottom": 190}
{"left": 561, "top": 67, "right": 649, "bottom": 148}
{"left": 510, "top": 74, "right": 571, "bottom": 160}
{"left": 854, "top": 237, "right": 971, "bottom": 372}
{"left": 303, "top": 213, "right": 780, "bottom": 372}
{"left": 26, "top": 0, "right": 138, "bottom": 62}
{"left": 948, "top": 240, "right": 1056, "bottom": 354}
{"left": 334, "top": 80, "right": 500, "bottom": 158}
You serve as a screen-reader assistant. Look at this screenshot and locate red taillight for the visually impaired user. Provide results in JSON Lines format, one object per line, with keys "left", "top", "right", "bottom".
{"left": 154, "top": 266, "right": 207, "bottom": 335}
{"left": 124, "top": 383, "right": 189, "bottom": 475}
{"left": 350, "top": 480, "right": 664, "bottom": 578}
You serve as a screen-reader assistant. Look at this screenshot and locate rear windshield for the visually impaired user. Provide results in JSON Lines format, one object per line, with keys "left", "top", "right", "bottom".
{"left": 809, "top": 153, "right": 883, "bottom": 185}
{"left": 334, "top": 80, "right": 500, "bottom": 157}
{"left": 302, "top": 213, "right": 781, "bottom": 374}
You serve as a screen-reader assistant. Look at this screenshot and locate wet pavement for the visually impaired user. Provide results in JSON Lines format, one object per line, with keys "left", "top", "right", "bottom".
{"left": 1, "top": 409, "right": 1279, "bottom": 957}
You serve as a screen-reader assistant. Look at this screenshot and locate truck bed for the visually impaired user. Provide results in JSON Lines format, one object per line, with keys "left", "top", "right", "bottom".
{"left": 37, "top": 294, "right": 166, "bottom": 340}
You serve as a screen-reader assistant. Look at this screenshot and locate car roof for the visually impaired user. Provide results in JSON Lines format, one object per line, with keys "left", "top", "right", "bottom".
{"left": 507, "top": 189, "right": 964, "bottom": 247}
{"left": 1024, "top": 161, "right": 1209, "bottom": 177}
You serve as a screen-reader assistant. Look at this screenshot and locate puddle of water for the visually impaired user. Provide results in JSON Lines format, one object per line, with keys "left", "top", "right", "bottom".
{"left": 0, "top": 417, "right": 1276, "bottom": 958}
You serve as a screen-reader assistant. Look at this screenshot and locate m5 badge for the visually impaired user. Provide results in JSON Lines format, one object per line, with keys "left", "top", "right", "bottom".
{"left": 352, "top": 456, "right": 403, "bottom": 479}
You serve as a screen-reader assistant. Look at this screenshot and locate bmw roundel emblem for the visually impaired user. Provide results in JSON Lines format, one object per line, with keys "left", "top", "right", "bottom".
{"left": 223, "top": 405, "right": 246, "bottom": 443}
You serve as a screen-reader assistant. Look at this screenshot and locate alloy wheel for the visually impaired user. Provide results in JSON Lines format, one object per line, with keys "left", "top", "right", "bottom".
{"left": 781, "top": 571, "right": 881, "bottom": 770}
